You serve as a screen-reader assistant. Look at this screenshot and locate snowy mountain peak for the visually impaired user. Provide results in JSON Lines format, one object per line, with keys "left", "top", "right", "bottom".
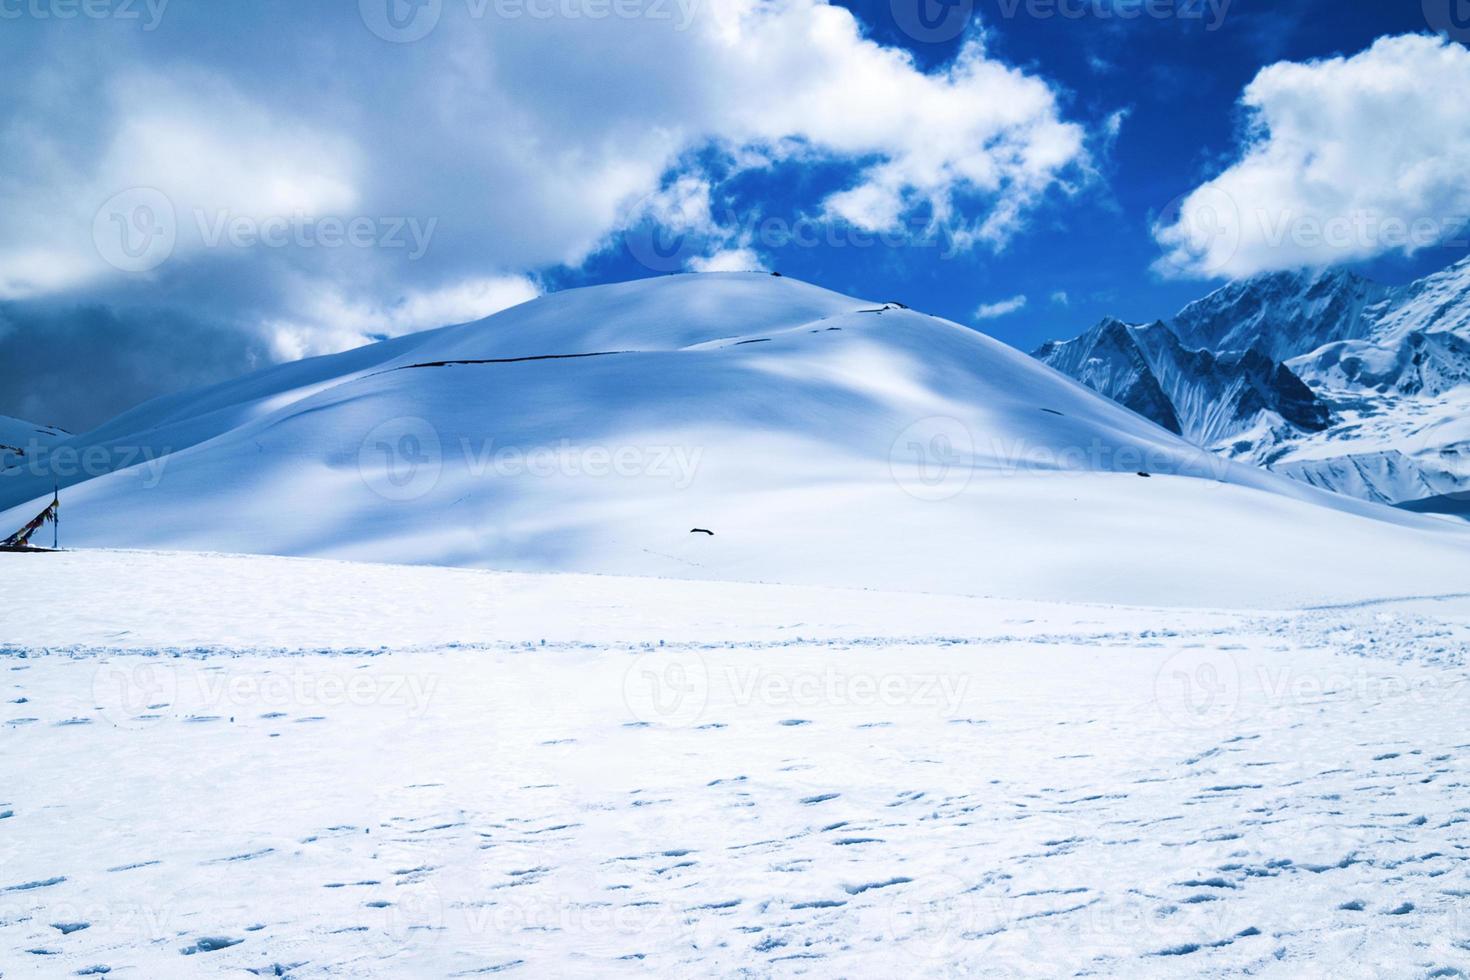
{"left": 1034, "top": 315, "right": 1328, "bottom": 451}
{"left": 1171, "top": 265, "right": 1387, "bottom": 362}
{"left": 1033, "top": 318, "right": 1182, "bottom": 435}
{"left": 1037, "top": 253, "right": 1470, "bottom": 509}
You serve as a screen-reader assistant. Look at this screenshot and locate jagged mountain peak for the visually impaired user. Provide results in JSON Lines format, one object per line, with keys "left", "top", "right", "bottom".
{"left": 1036, "top": 252, "right": 1470, "bottom": 510}
{"left": 1172, "top": 265, "right": 1387, "bottom": 362}
{"left": 1033, "top": 316, "right": 1327, "bottom": 448}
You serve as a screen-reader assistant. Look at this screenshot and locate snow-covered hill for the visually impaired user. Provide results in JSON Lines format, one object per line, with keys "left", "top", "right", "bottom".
{"left": 2, "top": 272, "right": 1466, "bottom": 606}
{"left": 1039, "top": 256, "right": 1470, "bottom": 511}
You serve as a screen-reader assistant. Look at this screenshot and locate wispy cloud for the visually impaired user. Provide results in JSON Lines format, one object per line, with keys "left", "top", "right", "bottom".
{"left": 973, "top": 294, "right": 1028, "bottom": 320}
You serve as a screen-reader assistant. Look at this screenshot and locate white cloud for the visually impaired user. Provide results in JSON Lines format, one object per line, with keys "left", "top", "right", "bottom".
{"left": 263, "top": 275, "right": 542, "bottom": 362}
{"left": 0, "top": 0, "right": 1094, "bottom": 425}
{"left": 1050, "top": 290, "right": 1070, "bottom": 306}
{"left": 2, "top": 0, "right": 1091, "bottom": 302}
{"left": 973, "top": 294, "right": 1028, "bottom": 320}
{"left": 0, "top": 69, "right": 360, "bottom": 300}
{"left": 1154, "top": 34, "right": 1470, "bottom": 278}
{"left": 689, "top": 248, "right": 767, "bottom": 272}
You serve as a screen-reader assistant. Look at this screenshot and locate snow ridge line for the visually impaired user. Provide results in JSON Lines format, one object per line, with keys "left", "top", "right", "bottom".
{"left": 0, "top": 626, "right": 1251, "bottom": 660}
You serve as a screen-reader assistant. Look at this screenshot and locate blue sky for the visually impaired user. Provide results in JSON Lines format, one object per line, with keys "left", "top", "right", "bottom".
{"left": 570, "top": 0, "right": 1470, "bottom": 342}
{"left": 1, "top": 0, "right": 1467, "bottom": 429}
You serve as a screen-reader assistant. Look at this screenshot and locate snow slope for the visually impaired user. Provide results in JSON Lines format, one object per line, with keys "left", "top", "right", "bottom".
{"left": 3, "top": 550, "right": 1470, "bottom": 977}
{"left": 2, "top": 272, "right": 1468, "bottom": 606}
{"left": 0, "top": 413, "right": 67, "bottom": 471}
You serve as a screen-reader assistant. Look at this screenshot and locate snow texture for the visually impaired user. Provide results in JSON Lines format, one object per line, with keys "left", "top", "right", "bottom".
{"left": 2, "top": 550, "right": 1470, "bottom": 977}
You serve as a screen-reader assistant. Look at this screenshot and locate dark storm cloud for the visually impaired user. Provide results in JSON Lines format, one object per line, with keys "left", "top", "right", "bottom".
{"left": 0, "top": 300, "right": 270, "bottom": 433}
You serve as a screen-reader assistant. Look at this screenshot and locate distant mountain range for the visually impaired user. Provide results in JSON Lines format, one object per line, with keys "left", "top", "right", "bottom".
{"left": 1035, "top": 256, "right": 1470, "bottom": 514}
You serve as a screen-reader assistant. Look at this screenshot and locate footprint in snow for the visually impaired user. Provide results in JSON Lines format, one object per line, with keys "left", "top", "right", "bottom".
{"left": 180, "top": 936, "right": 244, "bottom": 955}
